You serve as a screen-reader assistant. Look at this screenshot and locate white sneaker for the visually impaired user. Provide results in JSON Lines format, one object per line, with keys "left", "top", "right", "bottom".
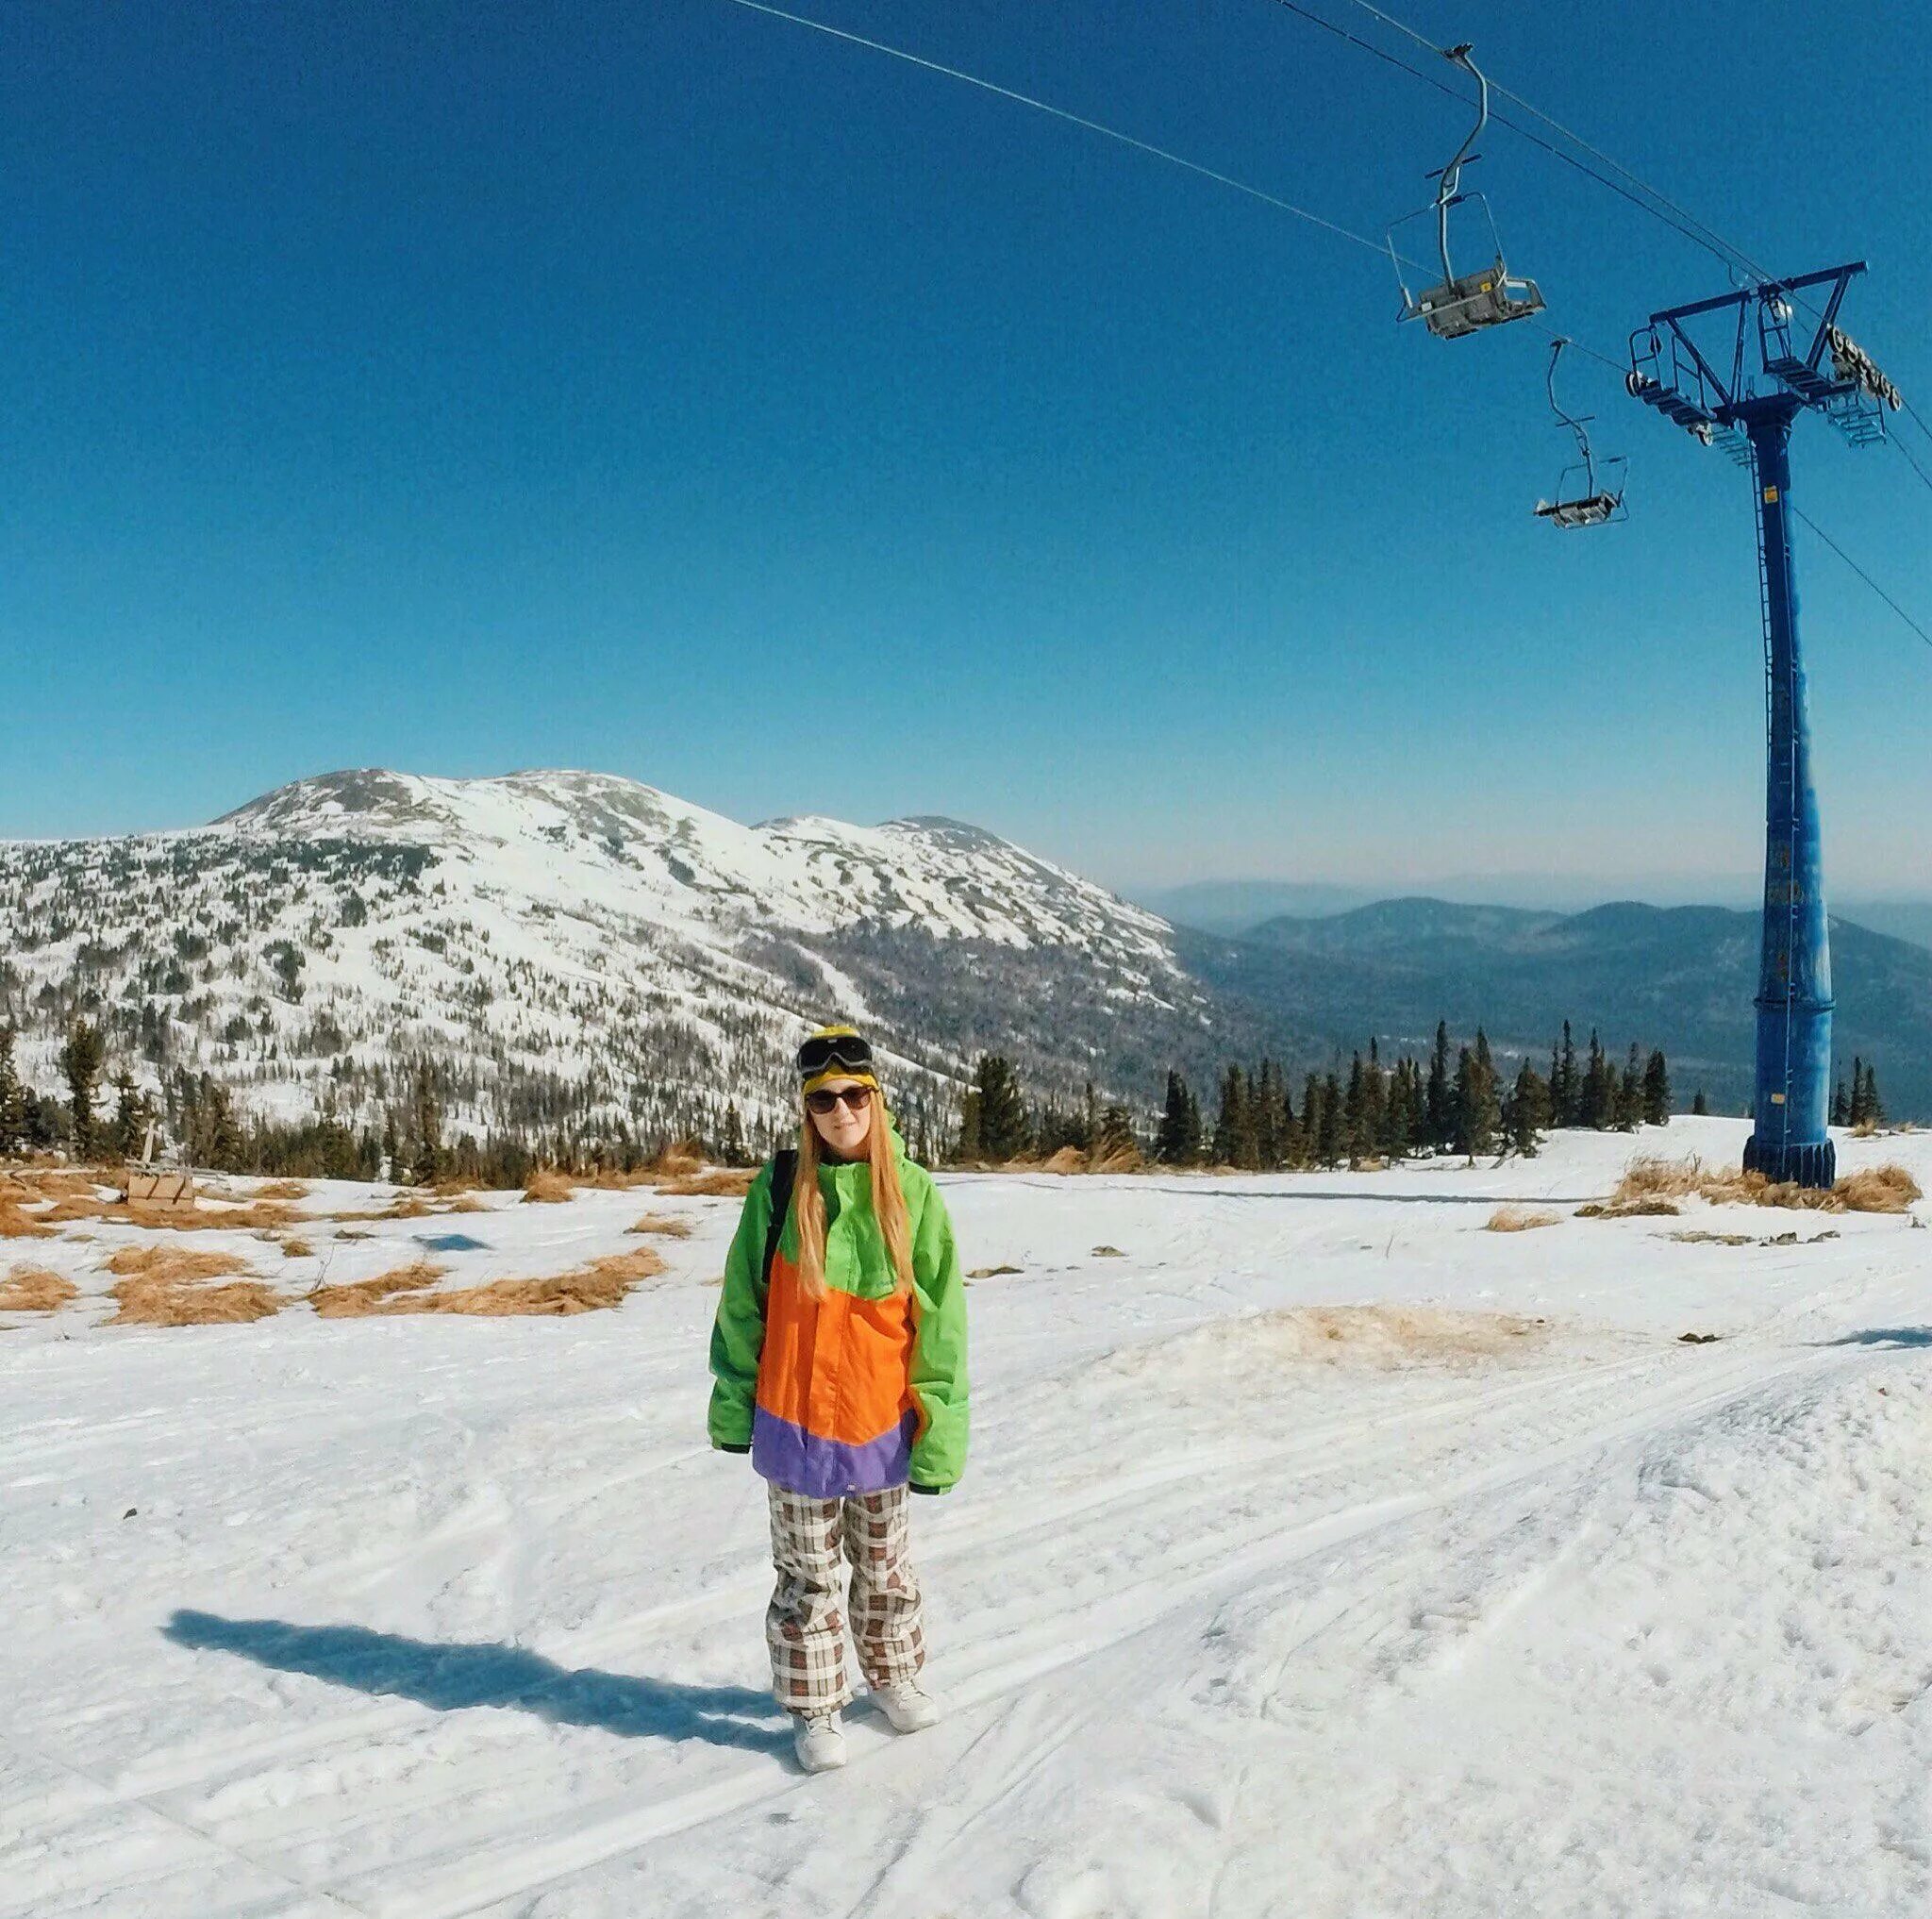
{"left": 792, "top": 1710, "right": 847, "bottom": 1772}
{"left": 872, "top": 1679, "right": 941, "bottom": 1733}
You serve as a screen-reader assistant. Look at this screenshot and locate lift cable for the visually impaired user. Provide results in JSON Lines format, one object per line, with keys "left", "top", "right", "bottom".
{"left": 1790, "top": 506, "right": 1932, "bottom": 652}
{"left": 718, "top": 0, "right": 1932, "bottom": 654}
{"left": 717, "top": 0, "right": 1396, "bottom": 257}
{"left": 1336, "top": 0, "right": 1773, "bottom": 284}
{"left": 1266, "top": 1, "right": 1766, "bottom": 282}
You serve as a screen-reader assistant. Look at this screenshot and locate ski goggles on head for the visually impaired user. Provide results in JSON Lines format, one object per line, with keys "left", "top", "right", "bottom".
{"left": 796, "top": 1030, "right": 874, "bottom": 1082}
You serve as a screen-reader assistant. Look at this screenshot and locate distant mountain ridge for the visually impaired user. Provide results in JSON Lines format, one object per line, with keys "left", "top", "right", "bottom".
{"left": 1184, "top": 896, "right": 1932, "bottom": 1116}
{"left": 4, "top": 775, "right": 1929, "bottom": 1141}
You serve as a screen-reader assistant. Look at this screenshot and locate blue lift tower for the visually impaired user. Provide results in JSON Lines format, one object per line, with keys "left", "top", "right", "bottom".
{"left": 1625, "top": 264, "right": 1900, "bottom": 1187}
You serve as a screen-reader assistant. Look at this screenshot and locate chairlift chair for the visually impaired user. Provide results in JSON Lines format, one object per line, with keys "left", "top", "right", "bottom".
{"left": 1534, "top": 338, "right": 1627, "bottom": 527}
{"left": 1389, "top": 44, "right": 1544, "bottom": 339}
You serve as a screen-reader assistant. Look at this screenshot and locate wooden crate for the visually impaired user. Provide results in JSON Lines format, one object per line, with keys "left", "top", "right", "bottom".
{"left": 124, "top": 1170, "right": 196, "bottom": 1207}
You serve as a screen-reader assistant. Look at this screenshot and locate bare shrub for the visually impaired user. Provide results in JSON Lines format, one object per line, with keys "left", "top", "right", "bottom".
{"left": 1486, "top": 1206, "right": 1560, "bottom": 1232}
{"left": 626, "top": 1212, "right": 694, "bottom": 1238}
{"left": 0, "top": 1268, "right": 77, "bottom": 1311}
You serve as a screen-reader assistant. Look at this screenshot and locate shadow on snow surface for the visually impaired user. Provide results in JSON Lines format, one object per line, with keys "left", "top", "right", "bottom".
{"left": 163, "top": 1609, "right": 789, "bottom": 1753}
{"left": 1819, "top": 1327, "right": 1932, "bottom": 1348}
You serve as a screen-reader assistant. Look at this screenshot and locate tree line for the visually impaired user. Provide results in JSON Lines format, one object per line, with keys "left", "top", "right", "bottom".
{"left": 952, "top": 1022, "right": 1687, "bottom": 1169}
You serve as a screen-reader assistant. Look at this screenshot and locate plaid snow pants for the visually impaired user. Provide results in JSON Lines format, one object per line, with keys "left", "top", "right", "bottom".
{"left": 766, "top": 1484, "right": 925, "bottom": 1712}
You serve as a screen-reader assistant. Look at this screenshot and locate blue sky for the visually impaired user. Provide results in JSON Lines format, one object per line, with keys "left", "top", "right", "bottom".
{"left": 6, "top": 0, "right": 1931, "bottom": 903}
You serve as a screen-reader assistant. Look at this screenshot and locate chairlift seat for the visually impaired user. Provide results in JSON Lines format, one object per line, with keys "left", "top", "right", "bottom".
{"left": 1535, "top": 492, "right": 1623, "bottom": 528}
{"left": 1408, "top": 259, "right": 1545, "bottom": 339}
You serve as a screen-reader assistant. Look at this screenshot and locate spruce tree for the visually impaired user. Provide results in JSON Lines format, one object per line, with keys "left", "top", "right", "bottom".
{"left": 1156, "top": 1071, "right": 1202, "bottom": 1166}
{"left": 973, "top": 1056, "right": 1030, "bottom": 1162}
{"left": 1317, "top": 1072, "right": 1344, "bottom": 1167}
{"left": 1691, "top": 1088, "right": 1709, "bottom": 1116}
{"left": 1212, "top": 1067, "right": 1246, "bottom": 1167}
{"left": 1380, "top": 1057, "right": 1414, "bottom": 1160}
{"left": 719, "top": 1101, "right": 749, "bottom": 1168}
{"left": 1863, "top": 1064, "right": 1883, "bottom": 1126}
{"left": 59, "top": 1017, "right": 107, "bottom": 1160}
{"left": 1641, "top": 1050, "right": 1672, "bottom": 1126}
{"left": 1341, "top": 1053, "right": 1367, "bottom": 1167}
{"left": 1556, "top": 1021, "right": 1579, "bottom": 1128}
{"left": 1298, "top": 1073, "right": 1324, "bottom": 1171}
{"left": 1095, "top": 1104, "right": 1140, "bottom": 1163}
{"left": 1363, "top": 1040, "right": 1387, "bottom": 1159}
{"left": 1830, "top": 1078, "right": 1850, "bottom": 1127}
{"left": 1425, "top": 1022, "right": 1453, "bottom": 1151}
{"left": 1506, "top": 1058, "right": 1550, "bottom": 1158}
{"left": 1581, "top": 1030, "right": 1616, "bottom": 1130}
{"left": 1845, "top": 1058, "right": 1867, "bottom": 1127}
{"left": 1618, "top": 1043, "right": 1644, "bottom": 1131}
{"left": 1253, "top": 1061, "right": 1285, "bottom": 1171}
{"left": 0, "top": 1025, "right": 23, "bottom": 1158}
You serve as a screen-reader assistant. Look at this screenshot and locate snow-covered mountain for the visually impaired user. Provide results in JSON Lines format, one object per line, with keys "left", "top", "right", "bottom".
{"left": 0, "top": 770, "right": 1205, "bottom": 1145}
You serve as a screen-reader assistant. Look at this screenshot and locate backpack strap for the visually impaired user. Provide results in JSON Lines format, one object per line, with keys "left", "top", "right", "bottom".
{"left": 761, "top": 1148, "right": 798, "bottom": 1292}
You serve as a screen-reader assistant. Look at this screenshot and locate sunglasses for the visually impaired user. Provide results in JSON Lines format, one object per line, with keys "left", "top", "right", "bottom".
{"left": 806, "top": 1085, "right": 874, "bottom": 1115}
{"left": 797, "top": 1031, "right": 874, "bottom": 1078}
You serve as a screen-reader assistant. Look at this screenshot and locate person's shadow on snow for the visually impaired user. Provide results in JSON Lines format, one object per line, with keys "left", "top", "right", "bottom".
{"left": 164, "top": 1610, "right": 789, "bottom": 1755}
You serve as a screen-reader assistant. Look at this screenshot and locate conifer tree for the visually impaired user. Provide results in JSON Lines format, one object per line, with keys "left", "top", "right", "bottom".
{"left": 1830, "top": 1078, "right": 1850, "bottom": 1126}
{"left": 1454, "top": 1037, "right": 1501, "bottom": 1159}
{"left": 1641, "top": 1050, "right": 1672, "bottom": 1126}
{"left": 1618, "top": 1043, "right": 1644, "bottom": 1131}
{"left": 1298, "top": 1072, "right": 1325, "bottom": 1170}
{"left": 1506, "top": 1058, "right": 1550, "bottom": 1158}
{"left": 1845, "top": 1058, "right": 1867, "bottom": 1127}
{"left": 1341, "top": 1053, "right": 1367, "bottom": 1167}
{"left": 1363, "top": 1040, "right": 1387, "bottom": 1158}
{"left": 0, "top": 1025, "right": 23, "bottom": 1158}
{"left": 972, "top": 1056, "right": 1030, "bottom": 1162}
{"left": 1862, "top": 1063, "right": 1883, "bottom": 1126}
{"left": 1555, "top": 1021, "right": 1579, "bottom": 1128}
{"left": 1581, "top": 1030, "right": 1616, "bottom": 1130}
{"left": 59, "top": 1017, "right": 107, "bottom": 1160}
{"left": 1691, "top": 1089, "right": 1709, "bottom": 1116}
{"left": 719, "top": 1101, "right": 749, "bottom": 1168}
{"left": 1253, "top": 1060, "right": 1287, "bottom": 1171}
{"left": 1155, "top": 1070, "right": 1203, "bottom": 1166}
{"left": 1379, "top": 1057, "right": 1414, "bottom": 1160}
{"left": 1424, "top": 1022, "right": 1454, "bottom": 1151}
{"left": 1317, "top": 1072, "right": 1344, "bottom": 1167}
{"left": 1212, "top": 1067, "right": 1246, "bottom": 1167}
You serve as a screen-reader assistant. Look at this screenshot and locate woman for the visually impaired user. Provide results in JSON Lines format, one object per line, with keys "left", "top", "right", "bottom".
{"left": 708, "top": 1025, "right": 970, "bottom": 1773}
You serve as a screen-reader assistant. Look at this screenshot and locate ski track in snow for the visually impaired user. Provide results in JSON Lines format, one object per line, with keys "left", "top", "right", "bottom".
{"left": 3, "top": 1119, "right": 1929, "bottom": 1917}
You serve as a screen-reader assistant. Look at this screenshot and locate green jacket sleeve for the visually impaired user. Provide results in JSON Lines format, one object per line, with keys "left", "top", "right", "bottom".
{"left": 708, "top": 1165, "right": 774, "bottom": 1449}
{"left": 907, "top": 1176, "right": 970, "bottom": 1490}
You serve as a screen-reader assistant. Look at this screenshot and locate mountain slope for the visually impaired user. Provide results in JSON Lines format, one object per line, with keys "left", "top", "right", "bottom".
{"left": 0, "top": 769, "right": 1204, "bottom": 1147}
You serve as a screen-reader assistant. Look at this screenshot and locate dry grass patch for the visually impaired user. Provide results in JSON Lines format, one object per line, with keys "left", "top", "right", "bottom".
{"left": 308, "top": 1260, "right": 450, "bottom": 1318}
{"left": 0, "top": 1268, "right": 78, "bottom": 1311}
{"left": 105, "top": 1245, "right": 255, "bottom": 1284}
{"left": 0, "top": 1199, "right": 56, "bottom": 1240}
{"left": 279, "top": 1236, "right": 316, "bottom": 1259}
{"left": 103, "top": 1247, "right": 280, "bottom": 1327}
{"left": 1577, "top": 1197, "right": 1683, "bottom": 1220}
{"left": 1486, "top": 1206, "right": 1560, "bottom": 1232}
{"left": 1113, "top": 1305, "right": 1551, "bottom": 1382}
{"left": 658, "top": 1169, "right": 757, "bottom": 1198}
{"left": 311, "top": 1247, "right": 666, "bottom": 1319}
{"left": 250, "top": 1179, "right": 311, "bottom": 1201}
{"left": 1613, "top": 1153, "right": 1922, "bottom": 1216}
{"left": 521, "top": 1171, "right": 577, "bottom": 1204}
{"left": 626, "top": 1212, "right": 694, "bottom": 1238}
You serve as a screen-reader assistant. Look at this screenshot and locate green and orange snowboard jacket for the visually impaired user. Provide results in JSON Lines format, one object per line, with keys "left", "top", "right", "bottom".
{"left": 708, "top": 1135, "right": 970, "bottom": 1498}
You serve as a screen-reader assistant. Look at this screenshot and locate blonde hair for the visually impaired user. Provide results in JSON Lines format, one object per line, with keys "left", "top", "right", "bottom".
{"left": 792, "top": 1097, "right": 915, "bottom": 1303}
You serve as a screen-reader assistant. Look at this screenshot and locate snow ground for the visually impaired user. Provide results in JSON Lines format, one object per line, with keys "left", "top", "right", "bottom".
{"left": 3, "top": 1118, "right": 1928, "bottom": 1918}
